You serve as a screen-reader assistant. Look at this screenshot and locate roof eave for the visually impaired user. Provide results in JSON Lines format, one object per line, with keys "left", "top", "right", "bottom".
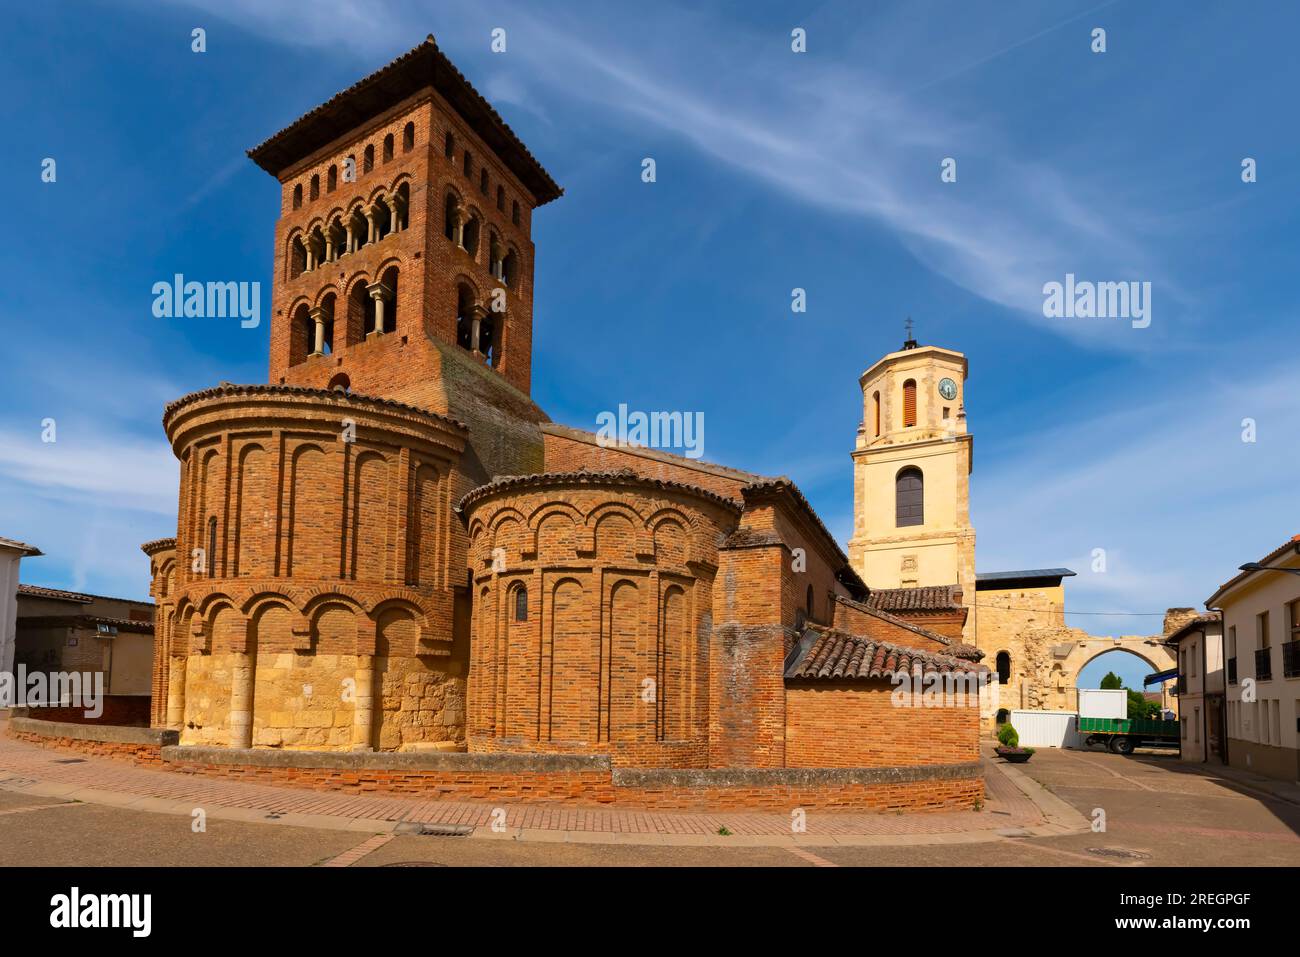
{"left": 246, "top": 36, "right": 562, "bottom": 206}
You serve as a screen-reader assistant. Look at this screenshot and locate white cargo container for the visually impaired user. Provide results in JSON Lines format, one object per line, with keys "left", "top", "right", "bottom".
{"left": 1078, "top": 688, "right": 1127, "bottom": 719}
{"left": 1007, "top": 709, "right": 1080, "bottom": 749}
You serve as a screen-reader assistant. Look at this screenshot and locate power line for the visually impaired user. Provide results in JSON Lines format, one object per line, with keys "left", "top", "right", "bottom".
{"left": 970, "top": 602, "right": 1173, "bottom": 617}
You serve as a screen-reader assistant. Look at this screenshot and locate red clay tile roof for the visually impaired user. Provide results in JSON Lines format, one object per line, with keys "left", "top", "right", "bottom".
{"left": 832, "top": 594, "right": 983, "bottom": 660}
{"left": 786, "top": 625, "right": 983, "bottom": 681}
{"left": 247, "top": 35, "right": 563, "bottom": 205}
{"left": 15, "top": 613, "right": 153, "bottom": 634}
{"left": 457, "top": 468, "right": 743, "bottom": 515}
{"left": 863, "top": 585, "right": 961, "bottom": 613}
{"left": 1164, "top": 612, "right": 1223, "bottom": 645}
{"left": 140, "top": 537, "right": 177, "bottom": 555}
{"left": 162, "top": 383, "right": 468, "bottom": 434}
{"left": 741, "top": 478, "right": 867, "bottom": 597}
{"left": 18, "top": 584, "right": 155, "bottom": 610}
{"left": 17, "top": 584, "right": 95, "bottom": 603}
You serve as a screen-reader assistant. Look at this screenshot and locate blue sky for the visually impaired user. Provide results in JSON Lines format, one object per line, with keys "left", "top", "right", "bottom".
{"left": 2, "top": 1, "right": 1297, "bottom": 687}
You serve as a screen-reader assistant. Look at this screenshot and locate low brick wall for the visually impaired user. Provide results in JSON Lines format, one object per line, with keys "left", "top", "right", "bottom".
{"left": 15, "top": 696, "right": 152, "bottom": 728}
{"left": 7, "top": 716, "right": 179, "bottom": 766}
{"left": 610, "top": 763, "right": 983, "bottom": 812}
{"left": 6, "top": 719, "right": 982, "bottom": 811}
{"left": 158, "top": 746, "right": 982, "bottom": 811}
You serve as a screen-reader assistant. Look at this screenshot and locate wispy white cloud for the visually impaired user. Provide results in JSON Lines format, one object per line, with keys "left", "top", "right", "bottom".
{"left": 164, "top": 0, "right": 1176, "bottom": 343}
{"left": 0, "top": 428, "right": 177, "bottom": 515}
{"left": 974, "top": 361, "right": 1300, "bottom": 633}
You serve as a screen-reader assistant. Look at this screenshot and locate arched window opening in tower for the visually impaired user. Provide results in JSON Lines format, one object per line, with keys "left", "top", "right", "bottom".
{"left": 444, "top": 131, "right": 455, "bottom": 158}
{"left": 502, "top": 248, "right": 519, "bottom": 288}
{"left": 327, "top": 217, "right": 345, "bottom": 262}
{"left": 290, "top": 303, "right": 313, "bottom": 365}
{"left": 289, "top": 236, "right": 307, "bottom": 280}
{"left": 348, "top": 282, "right": 372, "bottom": 344}
{"left": 349, "top": 207, "right": 368, "bottom": 253}
{"left": 511, "top": 200, "right": 520, "bottom": 226}
{"left": 463, "top": 149, "right": 473, "bottom": 177}
{"left": 308, "top": 227, "right": 325, "bottom": 270}
{"left": 403, "top": 121, "right": 415, "bottom": 152}
{"left": 328, "top": 372, "right": 350, "bottom": 393}
{"left": 895, "top": 466, "right": 923, "bottom": 527}
{"left": 488, "top": 233, "right": 503, "bottom": 280}
{"left": 514, "top": 585, "right": 528, "bottom": 622}
{"left": 444, "top": 193, "right": 462, "bottom": 245}
{"left": 363, "top": 144, "right": 374, "bottom": 174}
{"left": 309, "top": 174, "right": 320, "bottom": 201}
{"left": 455, "top": 284, "right": 475, "bottom": 352}
{"left": 394, "top": 183, "right": 410, "bottom": 231}
{"left": 873, "top": 390, "right": 881, "bottom": 436}
{"left": 292, "top": 183, "right": 302, "bottom": 210}
{"left": 378, "top": 266, "right": 399, "bottom": 335}
{"left": 902, "top": 379, "right": 917, "bottom": 428}
{"left": 996, "top": 652, "right": 1012, "bottom": 685}
{"left": 373, "top": 197, "right": 392, "bottom": 242}
{"left": 479, "top": 307, "right": 497, "bottom": 366}
{"left": 318, "top": 293, "right": 337, "bottom": 355}
{"left": 462, "top": 215, "right": 481, "bottom": 257}
{"left": 479, "top": 168, "right": 489, "bottom": 195}
{"left": 206, "top": 517, "right": 217, "bottom": 577}
{"left": 496, "top": 185, "right": 505, "bottom": 212}
{"left": 327, "top": 164, "right": 337, "bottom": 193}
{"left": 383, "top": 133, "right": 394, "bottom": 163}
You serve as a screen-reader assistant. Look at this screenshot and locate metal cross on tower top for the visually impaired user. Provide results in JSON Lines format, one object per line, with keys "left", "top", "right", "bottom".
{"left": 902, "top": 317, "right": 918, "bottom": 350}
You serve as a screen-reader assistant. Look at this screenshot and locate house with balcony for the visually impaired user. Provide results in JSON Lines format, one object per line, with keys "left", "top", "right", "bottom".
{"left": 1209, "top": 535, "right": 1300, "bottom": 782}
{"left": 1164, "top": 613, "right": 1224, "bottom": 763}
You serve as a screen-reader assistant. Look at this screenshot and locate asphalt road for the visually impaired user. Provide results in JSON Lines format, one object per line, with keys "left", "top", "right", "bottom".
{"left": 0, "top": 747, "right": 1296, "bottom": 867}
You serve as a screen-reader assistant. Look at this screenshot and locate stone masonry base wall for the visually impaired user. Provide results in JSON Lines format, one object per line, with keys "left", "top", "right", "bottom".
{"left": 8, "top": 720, "right": 981, "bottom": 812}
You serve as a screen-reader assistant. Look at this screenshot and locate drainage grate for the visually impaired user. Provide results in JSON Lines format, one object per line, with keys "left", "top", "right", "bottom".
{"left": 394, "top": 822, "right": 472, "bottom": 837}
{"left": 1087, "top": 847, "right": 1151, "bottom": 860}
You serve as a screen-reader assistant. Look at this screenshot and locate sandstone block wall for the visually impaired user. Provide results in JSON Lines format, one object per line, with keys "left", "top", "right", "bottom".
{"left": 158, "top": 386, "right": 472, "bottom": 751}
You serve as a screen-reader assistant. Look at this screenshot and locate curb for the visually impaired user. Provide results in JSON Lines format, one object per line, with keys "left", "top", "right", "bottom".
{"left": 0, "top": 769, "right": 1052, "bottom": 849}
{"left": 983, "top": 755, "right": 1092, "bottom": 835}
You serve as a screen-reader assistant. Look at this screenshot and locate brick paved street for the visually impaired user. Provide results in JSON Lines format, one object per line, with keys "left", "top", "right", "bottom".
{"left": 3, "top": 721, "right": 1298, "bottom": 866}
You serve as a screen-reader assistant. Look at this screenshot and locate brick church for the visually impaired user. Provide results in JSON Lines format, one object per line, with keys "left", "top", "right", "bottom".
{"left": 140, "top": 37, "right": 991, "bottom": 809}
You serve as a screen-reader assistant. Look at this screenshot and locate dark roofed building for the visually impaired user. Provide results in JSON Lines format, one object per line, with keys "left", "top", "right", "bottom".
{"left": 14, "top": 583, "right": 154, "bottom": 725}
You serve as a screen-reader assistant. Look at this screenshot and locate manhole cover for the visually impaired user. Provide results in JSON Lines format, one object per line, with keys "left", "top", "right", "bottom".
{"left": 381, "top": 861, "right": 448, "bottom": 867}
{"left": 393, "top": 822, "right": 472, "bottom": 837}
{"left": 1086, "top": 847, "right": 1151, "bottom": 860}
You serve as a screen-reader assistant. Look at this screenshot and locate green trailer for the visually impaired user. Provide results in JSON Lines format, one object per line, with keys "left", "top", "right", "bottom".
{"left": 1078, "top": 716, "right": 1180, "bottom": 755}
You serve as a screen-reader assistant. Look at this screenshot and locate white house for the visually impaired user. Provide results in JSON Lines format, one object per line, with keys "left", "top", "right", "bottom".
{"left": 1209, "top": 534, "right": 1300, "bottom": 782}
{"left": 0, "top": 535, "right": 43, "bottom": 692}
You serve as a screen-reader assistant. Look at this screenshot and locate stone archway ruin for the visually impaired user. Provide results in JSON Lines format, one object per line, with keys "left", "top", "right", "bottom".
{"left": 988, "top": 625, "right": 1177, "bottom": 724}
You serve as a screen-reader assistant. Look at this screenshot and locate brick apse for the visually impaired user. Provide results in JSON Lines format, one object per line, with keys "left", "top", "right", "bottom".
{"left": 119, "top": 36, "right": 988, "bottom": 811}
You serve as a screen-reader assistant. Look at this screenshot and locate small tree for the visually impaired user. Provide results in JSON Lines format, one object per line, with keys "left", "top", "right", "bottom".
{"left": 997, "top": 723, "right": 1020, "bottom": 748}
{"left": 1100, "top": 671, "right": 1123, "bottom": 690}
{"left": 1127, "top": 689, "right": 1159, "bottom": 721}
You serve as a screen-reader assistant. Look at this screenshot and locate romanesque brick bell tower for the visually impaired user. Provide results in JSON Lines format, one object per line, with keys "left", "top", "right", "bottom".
{"left": 142, "top": 37, "right": 563, "bottom": 753}
{"left": 250, "top": 34, "right": 562, "bottom": 480}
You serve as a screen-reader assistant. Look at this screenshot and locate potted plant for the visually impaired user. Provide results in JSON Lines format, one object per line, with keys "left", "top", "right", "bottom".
{"left": 994, "top": 722, "right": 1035, "bottom": 763}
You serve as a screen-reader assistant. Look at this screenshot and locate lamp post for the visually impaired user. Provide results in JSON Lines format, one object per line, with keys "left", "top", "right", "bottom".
{"left": 1238, "top": 562, "right": 1300, "bottom": 576}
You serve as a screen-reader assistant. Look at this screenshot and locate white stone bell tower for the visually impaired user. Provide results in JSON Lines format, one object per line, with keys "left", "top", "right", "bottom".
{"left": 847, "top": 333, "right": 976, "bottom": 637}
